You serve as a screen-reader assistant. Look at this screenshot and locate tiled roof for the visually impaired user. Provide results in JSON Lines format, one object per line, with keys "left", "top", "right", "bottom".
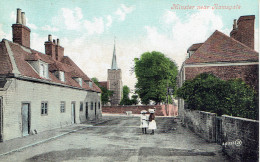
{"left": 0, "top": 39, "right": 101, "bottom": 93}
{"left": 187, "top": 43, "right": 203, "bottom": 52}
{"left": 185, "top": 30, "right": 259, "bottom": 64}
{"left": 99, "top": 81, "right": 109, "bottom": 89}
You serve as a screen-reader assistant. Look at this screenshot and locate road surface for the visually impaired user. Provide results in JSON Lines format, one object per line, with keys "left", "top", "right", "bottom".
{"left": 0, "top": 116, "right": 229, "bottom": 162}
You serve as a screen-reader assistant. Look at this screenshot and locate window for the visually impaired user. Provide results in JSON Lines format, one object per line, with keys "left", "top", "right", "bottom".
{"left": 60, "top": 101, "right": 65, "bottom": 113}
{"left": 41, "top": 102, "right": 48, "bottom": 115}
{"left": 80, "top": 102, "right": 83, "bottom": 111}
{"left": 39, "top": 62, "right": 48, "bottom": 78}
{"left": 98, "top": 102, "right": 101, "bottom": 109}
{"left": 91, "top": 102, "right": 93, "bottom": 110}
{"left": 89, "top": 81, "right": 93, "bottom": 88}
{"left": 60, "top": 71, "right": 65, "bottom": 82}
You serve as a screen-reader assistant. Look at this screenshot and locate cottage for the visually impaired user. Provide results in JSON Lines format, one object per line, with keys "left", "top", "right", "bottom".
{"left": 0, "top": 9, "right": 102, "bottom": 142}
{"left": 177, "top": 15, "right": 259, "bottom": 118}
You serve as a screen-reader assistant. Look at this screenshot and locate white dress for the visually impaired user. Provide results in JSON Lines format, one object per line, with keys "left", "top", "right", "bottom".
{"left": 140, "top": 114, "right": 149, "bottom": 128}
{"left": 148, "top": 120, "right": 157, "bottom": 130}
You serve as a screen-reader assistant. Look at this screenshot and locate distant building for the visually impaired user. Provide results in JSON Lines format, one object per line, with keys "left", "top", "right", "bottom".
{"left": 0, "top": 9, "right": 102, "bottom": 141}
{"left": 107, "top": 39, "right": 123, "bottom": 106}
{"left": 177, "top": 15, "right": 259, "bottom": 117}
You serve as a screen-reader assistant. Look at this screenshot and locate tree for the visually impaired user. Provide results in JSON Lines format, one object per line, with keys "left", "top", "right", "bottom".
{"left": 177, "top": 73, "right": 258, "bottom": 120}
{"left": 134, "top": 51, "right": 178, "bottom": 104}
{"left": 120, "top": 85, "right": 132, "bottom": 105}
{"left": 131, "top": 94, "right": 139, "bottom": 105}
{"left": 92, "top": 77, "right": 113, "bottom": 105}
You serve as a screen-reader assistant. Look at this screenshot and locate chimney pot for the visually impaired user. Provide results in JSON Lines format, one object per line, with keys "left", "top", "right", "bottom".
{"left": 48, "top": 35, "right": 52, "bottom": 42}
{"left": 57, "top": 39, "right": 60, "bottom": 46}
{"left": 233, "top": 19, "right": 237, "bottom": 29}
{"left": 16, "top": 8, "right": 22, "bottom": 24}
{"left": 53, "top": 39, "right": 56, "bottom": 44}
{"left": 21, "top": 12, "right": 26, "bottom": 26}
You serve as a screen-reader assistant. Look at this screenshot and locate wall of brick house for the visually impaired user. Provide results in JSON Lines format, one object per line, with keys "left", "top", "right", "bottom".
{"left": 222, "top": 115, "right": 259, "bottom": 162}
{"left": 0, "top": 78, "right": 101, "bottom": 141}
{"left": 185, "top": 64, "right": 259, "bottom": 91}
{"left": 183, "top": 109, "right": 259, "bottom": 161}
{"left": 183, "top": 109, "right": 216, "bottom": 142}
{"left": 102, "top": 104, "right": 178, "bottom": 116}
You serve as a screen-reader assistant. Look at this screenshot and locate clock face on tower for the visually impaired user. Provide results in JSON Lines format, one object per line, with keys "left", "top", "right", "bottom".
{"left": 112, "top": 81, "right": 118, "bottom": 86}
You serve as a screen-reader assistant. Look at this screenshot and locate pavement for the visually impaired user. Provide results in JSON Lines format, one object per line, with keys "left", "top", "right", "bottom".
{"left": 0, "top": 116, "right": 230, "bottom": 162}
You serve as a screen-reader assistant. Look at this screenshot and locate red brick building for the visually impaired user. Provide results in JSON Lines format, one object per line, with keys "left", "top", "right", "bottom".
{"left": 177, "top": 15, "right": 259, "bottom": 117}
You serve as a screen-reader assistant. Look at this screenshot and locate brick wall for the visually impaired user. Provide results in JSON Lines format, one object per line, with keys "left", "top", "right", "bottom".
{"left": 222, "top": 115, "right": 259, "bottom": 162}
{"left": 102, "top": 104, "right": 178, "bottom": 116}
{"left": 185, "top": 64, "right": 259, "bottom": 91}
{"left": 183, "top": 109, "right": 216, "bottom": 142}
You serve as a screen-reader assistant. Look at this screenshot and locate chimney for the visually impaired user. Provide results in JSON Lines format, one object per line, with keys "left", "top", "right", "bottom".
{"left": 233, "top": 19, "right": 237, "bottom": 29}
{"left": 16, "top": 8, "right": 22, "bottom": 24}
{"left": 55, "top": 38, "right": 64, "bottom": 61}
{"left": 44, "top": 34, "right": 56, "bottom": 60}
{"left": 21, "top": 12, "right": 26, "bottom": 25}
{"left": 12, "top": 8, "right": 31, "bottom": 48}
{"left": 230, "top": 15, "right": 255, "bottom": 49}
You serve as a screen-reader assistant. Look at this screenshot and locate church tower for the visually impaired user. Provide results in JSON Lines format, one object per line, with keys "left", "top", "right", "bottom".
{"left": 107, "top": 39, "right": 123, "bottom": 105}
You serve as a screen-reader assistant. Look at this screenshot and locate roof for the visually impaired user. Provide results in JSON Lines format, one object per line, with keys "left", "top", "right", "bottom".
{"left": 0, "top": 39, "right": 101, "bottom": 93}
{"left": 111, "top": 40, "right": 118, "bottom": 70}
{"left": 185, "top": 30, "right": 259, "bottom": 64}
{"left": 99, "top": 81, "right": 109, "bottom": 89}
{"left": 187, "top": 43, "right": 203, "bottom": 52}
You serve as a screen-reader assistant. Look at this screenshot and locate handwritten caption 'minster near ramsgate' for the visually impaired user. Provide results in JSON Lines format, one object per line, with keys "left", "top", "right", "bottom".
{"left": 171, "top": 4, "right": 241, "bottom": 10}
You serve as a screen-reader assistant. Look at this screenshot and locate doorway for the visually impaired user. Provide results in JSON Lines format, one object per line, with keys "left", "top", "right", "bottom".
{"left": 85, "top": 102, "right": 88, "bottom": 119}
{"left": 21, "top": 103, "right": 30, "bottom": 136}
{"left": 71, "top": 102, "right": 76, "bottom": 124}
{"left": 0, "top": 97, "right": 3, "bottom": 142}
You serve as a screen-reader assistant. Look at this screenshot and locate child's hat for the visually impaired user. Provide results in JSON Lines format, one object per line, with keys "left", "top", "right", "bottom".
{"left": 141, "top": 110, "right": 147, "bottom": 114}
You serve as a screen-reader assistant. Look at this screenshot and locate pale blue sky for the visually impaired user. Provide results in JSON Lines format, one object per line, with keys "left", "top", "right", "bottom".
{"left": 0, "top": 0, "right": 259, "bottom": 90}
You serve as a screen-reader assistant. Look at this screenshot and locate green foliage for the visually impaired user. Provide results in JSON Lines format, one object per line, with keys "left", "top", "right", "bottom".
{"left": 177, "top": 73, "right": 258, "bottom": 120}
{"left": 92, "top": 77, "right": 114, "bottom": 105}
{"left": 131, "top": 94, "right": 139, "bottom": 105}
{"left": 134, "top": 51, "right": 178, "bottom": 104}
{"left": 120, "top": 85, "right": 132, "bottom": 105}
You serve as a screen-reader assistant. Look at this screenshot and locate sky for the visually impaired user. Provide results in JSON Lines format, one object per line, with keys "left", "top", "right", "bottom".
{"left": 0, "top": 0, "right": 259, "bottom": 92}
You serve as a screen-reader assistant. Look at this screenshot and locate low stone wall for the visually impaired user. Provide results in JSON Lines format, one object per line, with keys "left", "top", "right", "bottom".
{"left": 222, "top": 115, "right": 259, "bottom": 162}
{"left": 183, "top": 109, "right": 216, "bottom": 142}
{"left": 102, "top": 104, "right": 177, "bottom": 116}
{"left": 183, "top": 109, "right": 259, "bottom": 161}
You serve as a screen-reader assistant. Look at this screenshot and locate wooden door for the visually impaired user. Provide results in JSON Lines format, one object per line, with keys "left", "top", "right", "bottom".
{"left": 21, "top": 103, "right": 30, "bottom": 136}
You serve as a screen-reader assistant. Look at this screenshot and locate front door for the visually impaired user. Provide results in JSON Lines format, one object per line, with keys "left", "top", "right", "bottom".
{"left": 94, "top": 103, "right": 97, "bottom": 118}
{"left": 71, "top": 102, "right": 76, "bottom": 124}
{"left": 0, "top": 97, "right": 3, "bottom": 142}
{"left": 21, "top": 103, "right": 30, "bottom": 136}
{"left": 85, "top": 102, "right": 88, "bottom": 119}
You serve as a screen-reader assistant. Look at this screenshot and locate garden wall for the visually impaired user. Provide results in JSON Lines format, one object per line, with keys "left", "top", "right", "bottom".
{"left": 102, "top": 104, "right": 178, "bottom": 116}
{"left": 183, "top": 109, "right": 259, "bottom": 161}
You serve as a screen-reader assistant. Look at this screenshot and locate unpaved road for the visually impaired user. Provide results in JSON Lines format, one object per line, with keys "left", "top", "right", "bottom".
{"left": 0, "top": 116, "right": 229, "bottom": 162}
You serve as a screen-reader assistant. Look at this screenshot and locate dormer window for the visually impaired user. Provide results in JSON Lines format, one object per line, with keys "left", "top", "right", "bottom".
{"left": 89, "top": 81, "right": 93, "bottom": 88}
{"left": 54, "top": 71, "right": 65, "bottom": 82}
{"left": 74, "top": 77, "right": 83, "bottom": 87}
{"left": 85, "top": 80, "right": 93, "bottom": 88}
{"left": 39, "top": 61, "right": 49, "bottom": 79}
{"left": 60, "top": 71, "right": 65, "bottom": 82}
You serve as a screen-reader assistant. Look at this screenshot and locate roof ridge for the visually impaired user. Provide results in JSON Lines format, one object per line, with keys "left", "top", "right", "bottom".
{"left": 215, "top": 30, "right": 258, "bottom": 53}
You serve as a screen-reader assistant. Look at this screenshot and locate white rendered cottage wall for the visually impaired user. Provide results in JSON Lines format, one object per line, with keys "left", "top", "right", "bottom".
{"left": 0, "top": 78, "right": 101, "bottom": 141}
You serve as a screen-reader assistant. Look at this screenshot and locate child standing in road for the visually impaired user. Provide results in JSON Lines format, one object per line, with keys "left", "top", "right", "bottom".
{"left": 148, "top": 109, "right": 157, "bottom": 135}
{"left": 140, "top": 110, "right": 148, "bottom": 134}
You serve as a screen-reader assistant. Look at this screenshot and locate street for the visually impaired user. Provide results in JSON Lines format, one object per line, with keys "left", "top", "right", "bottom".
{"left": 0, "top": 116, "right": 229, "bottom": 162}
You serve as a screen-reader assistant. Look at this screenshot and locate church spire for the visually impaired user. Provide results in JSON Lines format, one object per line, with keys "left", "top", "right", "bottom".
{"left": 111, "top": 37, "right": 118, "bottom": 70}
